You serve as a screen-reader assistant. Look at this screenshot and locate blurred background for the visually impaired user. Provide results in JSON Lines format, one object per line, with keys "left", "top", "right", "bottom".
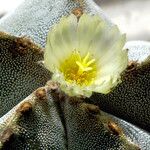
{"left": 95, "top": 0, "right": 150, "bottom": 41}
{"left": 0, "top": 0, "right": 150, "bottom": 41}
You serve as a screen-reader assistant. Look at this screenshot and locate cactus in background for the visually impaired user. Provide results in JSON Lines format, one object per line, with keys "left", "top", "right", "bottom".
{"left": 0, "top": 0, "right": 150, "bottom": 149}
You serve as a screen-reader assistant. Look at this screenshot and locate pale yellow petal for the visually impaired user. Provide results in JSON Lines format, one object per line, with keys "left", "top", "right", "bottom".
{"left": 88, "top": 25, "right": 121, "bottom": 60}
{"left": 49, "top": 14, "right": 78, "bottom": 61}
{"left": 92, "top": 34, "right": 127, "bottom": 94}
{"left": 44, "top": 13, "right": 128, "bottom": 97}
{"left": 97, "top": 34, "right": 127, "bottom": 77}
{"left": 44, "top": 14, "right": 78, "bottom": 71}
{"left": 44, "top": 36, "right": 59, "bottom": 72}
{"left": 77, "top": 14, "right": 102, "bottom": 56}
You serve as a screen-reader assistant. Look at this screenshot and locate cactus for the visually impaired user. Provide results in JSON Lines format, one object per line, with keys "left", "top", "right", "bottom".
{"left": 0, "top": 0, "right": 150, "bottom": 149}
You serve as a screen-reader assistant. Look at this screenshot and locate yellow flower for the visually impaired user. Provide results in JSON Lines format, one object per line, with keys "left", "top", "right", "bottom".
{"left": 44, "top": 14, "right": 128, "bottom": 97}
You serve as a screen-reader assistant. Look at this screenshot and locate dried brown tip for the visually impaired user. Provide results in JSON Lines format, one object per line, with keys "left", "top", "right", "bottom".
{"left": 11, "top": 36, "right": 42, "bottom": 56}
{"left": 58, "top": 93, "right": 66, "bottom": 101}
{"left": 108, "top": 121, "right": 123, "bottom": 136}
{"left": 47, "top": 81, "right": 59, "bottom": 91}
{"left": 68, "top": 97, "right": 83, "bottom": 105}
{"left": 135, "top": 147, "right": 141, "bottom": 150}
{"left": 16, "top": 102, "right": 32, "bottom": 114}
{"left": 0, "top": 31, "right": 8, "bottom": 36}
{"left": 13, "top": 37, "right": 31, "bottom": 55}
{"left": 81, "top": 103, "right": 100, "bottom": 115}
{"left": 72, "top": 8, "right": 83, "bottom": 19}
{"left": 35, "top": 88, "right": 47, "bottom": 101}
{"left": 127, "top": 61, "right": 139, "bottom": 72}
{"left": 0, "top": 128, "right": 14, "bottom": 144}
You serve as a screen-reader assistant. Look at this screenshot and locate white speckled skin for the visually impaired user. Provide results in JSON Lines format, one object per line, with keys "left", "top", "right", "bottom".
{"left": 0, "top": 0, "right": 150, "bottom": 149}
{"left": 0, "top": 0, "right": 110, "bottom": 48}
{"left": 125, "top": 41, "right": 150, "bottom": 63}
{"left": 91, "top": 41, "right": 150, "bottom": 132}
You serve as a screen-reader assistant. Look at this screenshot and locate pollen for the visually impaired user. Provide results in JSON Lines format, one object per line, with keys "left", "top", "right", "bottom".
{"left": 59, "top": 51, "right": 97, "bottom": 86}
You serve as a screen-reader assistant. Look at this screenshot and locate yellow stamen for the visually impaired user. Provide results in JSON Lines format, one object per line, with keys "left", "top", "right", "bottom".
{"left": 59, "top": 51, "right": 97, "bottom": 86}
{"left": 83, "top": 52, "right": 90, "bottom": 64}
{"left": 87, "top": 59, "right": 95, "bottom": 66}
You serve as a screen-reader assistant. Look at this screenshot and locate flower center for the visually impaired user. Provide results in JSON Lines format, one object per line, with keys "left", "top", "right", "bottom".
{"left": 59, "top": 51, "right": 97, "bottom": 86}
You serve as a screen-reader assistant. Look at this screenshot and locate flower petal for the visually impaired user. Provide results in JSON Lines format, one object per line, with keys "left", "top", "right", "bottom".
{"left": 98, "top": 35, "right": 127, "bottom": 79}
{"left": 44, "top": 14, "right": 78, "bottom": 71}
{"left": 92, "top": 34, "right": 127, "bottom": 94}
{"left": 44, "top": 13, "right": 127, "bottom": 97}
{"left": 88, "top": 25, "right": 121, "bottom": 60}
{"left": 77, "top": 14, "right": 102, "bottom": 56}
{"left": 44, "top": 38, "right": 59, "bottom": 72}
{"left": 52, "top": 70, "right": 93, "bottom": 97}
